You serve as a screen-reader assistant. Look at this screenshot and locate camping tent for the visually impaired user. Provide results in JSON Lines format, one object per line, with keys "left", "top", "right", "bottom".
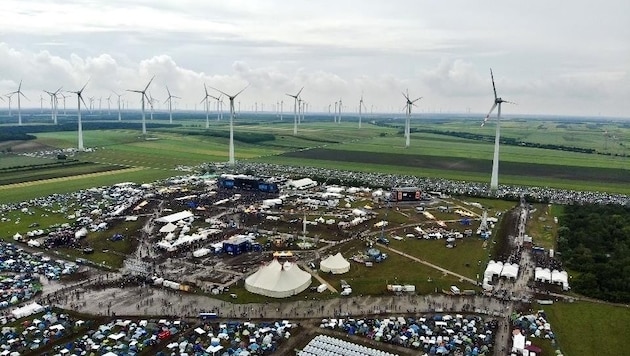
{"left": 320, "top": 253, "right": 350, "bottom": 274}
{"left": 245, "top": 259, "right": 312, "bottom": 298}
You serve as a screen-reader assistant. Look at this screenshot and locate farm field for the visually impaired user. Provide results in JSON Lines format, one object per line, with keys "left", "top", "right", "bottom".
{"left": 0, "top": 167, "right": 174, "bottom": 204}
{"left": 0, "top": 155, "right": 56, "bottom": 169}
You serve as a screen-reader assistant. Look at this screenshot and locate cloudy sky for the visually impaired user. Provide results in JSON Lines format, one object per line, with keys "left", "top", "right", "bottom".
{"left": 1, "top": 0, "right": 629, "bottom": 117}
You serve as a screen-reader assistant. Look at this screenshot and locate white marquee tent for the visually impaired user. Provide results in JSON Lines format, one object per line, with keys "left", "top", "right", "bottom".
{"left": 245, "top": 259, "right": 312, "bottom": 298}
{"left": 320, "top": 253, "right": 350, "bottom": 274}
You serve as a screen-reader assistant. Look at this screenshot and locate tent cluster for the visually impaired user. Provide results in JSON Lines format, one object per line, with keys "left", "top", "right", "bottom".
{"left": 298, "top": 334, "right": 397, "bottom": 356}
{"left": 0, "top": 307, "right": 74, "bottom": 355}
{"left": 319, "top": 253, "right": 350, "bottom": 274}
{"left": 245, "top": 260, "right": 312, "bottom": 298}
{"left": 0, "top": 274, "right": 41, "bottom": 310}
{"left": 0, "top": 241, "right": 78, "bottom": 280}
{"left": 482, "top": 261, "right": 520, "bottom": 290}
{"left": 510, "top": 310, "right": 562, "bottom": 356}
{"left": 320, "top": 314, "right": 497, "bottom": 355}
{"left": 50, "top": 318, "right": 188, "bottom": 355}
{"left": 175, "top": 319, "right": 294, "bottom": 355}
{"left": 534, "top": 268, "right": 569, "bottom": 291}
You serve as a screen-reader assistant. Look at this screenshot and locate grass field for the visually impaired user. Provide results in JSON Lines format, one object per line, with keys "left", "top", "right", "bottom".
{"left": 537, "top": 301, "right": 630, "bottom": 356}
{"left": 0, "top": 155, "right": 56, "bottom": 169}
{"left": 0, "top": 168, "right": 174, "bottom": 204}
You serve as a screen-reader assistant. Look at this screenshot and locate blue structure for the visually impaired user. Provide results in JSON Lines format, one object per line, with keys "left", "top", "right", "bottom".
{"left": 223, "top": 237, "right": 252, "bottom": 255}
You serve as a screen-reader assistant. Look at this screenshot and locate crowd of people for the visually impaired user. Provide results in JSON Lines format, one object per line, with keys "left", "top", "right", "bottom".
{"left": 227, "top": 162, "right": 629, "bottom": 206}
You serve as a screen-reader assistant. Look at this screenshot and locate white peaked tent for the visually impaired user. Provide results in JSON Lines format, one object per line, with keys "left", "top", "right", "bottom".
{"left": 159, "top": 222, "right": 177, "bottom": 233}
{"left": 245, "top": 259, "right": 312, "bottom": 298}
{"left": 320, "top": 253, "right": 350, "bottom": 274}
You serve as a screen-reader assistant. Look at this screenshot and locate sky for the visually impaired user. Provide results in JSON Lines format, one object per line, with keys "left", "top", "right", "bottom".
{"left": 0, "top": 0, "right": 629, "bottom": 118}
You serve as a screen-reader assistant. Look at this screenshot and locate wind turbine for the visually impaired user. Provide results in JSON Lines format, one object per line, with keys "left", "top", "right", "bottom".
{"left": 334, "top": 102, "right": 338, "bottom": 123}
{"left": 209, "top": 84, "right": 249, "bottom": 165}
{"left": 147, "top": 93, "right": 158, "bottom": 120}
{"left": 482, "top": 68, "right": 515, "bottom": 192}
{"left": 402, "top": 90, "right": 422, "bottom": 147}
{"left": 200, "top": 84, "right": 218, "bottom": 128}
{"left": 59, "top": 92, "right": 68, "bottom": 115}
{"left": 106, "top": 95, "right": 112, "bottom": 115}
{"left": 112, "top": 91, "right": 123, "bottom": 121}
{"left": 44, "top": 87, "right": 62, "bottom": 124}
{"left": 358, "top": 93, "right": 367, "bottom": 129}
{"left": 98, "top": 97, "right": 102, "bottom": 114}
{"left": 286, "top": 87, "right": 303, "bottom": 135}
{"left": 127, "top": 76, "right": 155, "bottom": 135}
{"left": 7, "top": 80, "right": 28, "bottom": 125}
{"left": 40, "top": 94, "right": 44, "bottom": 113}
{"left": 280, "top": 100, "right": 284, "bottom": 120}
{"left": 337, "top": 98, "right": 343, "bottom": 123}
{"left": 68, "top": 80, "right": 89, "bottom": 151}
{"left": 164, "top": 86, "right": 181, "bottom": 124}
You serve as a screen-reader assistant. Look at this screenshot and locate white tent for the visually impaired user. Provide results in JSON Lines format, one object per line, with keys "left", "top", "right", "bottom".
{"left": 159, "top": 222, "right": 178, "bottom": 233}
{"left": 501, "top": 263, "right": 519, "bottom": 279}
{"left": 156, "top": 210, "right": 194, "bottom": 223}
{"left": 245, "top": 260, "right": 312, "bottom": 298}
{"left": 320, "top": 253, "right": 350, "bottom": 274}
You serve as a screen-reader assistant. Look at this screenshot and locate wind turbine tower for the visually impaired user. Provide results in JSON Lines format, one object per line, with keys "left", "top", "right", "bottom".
{"left": 482, "top": 68, "right": 515, "bottom": 192}
{"left": 107, "top": 95, "right": 112, "bottom": 115}
{"left": 337, "top": 98, "right": 343, "bottom": 123}
{"left": 8, "top": 81, "right": 28, "bottom": 125}
{"left": 112, "top": 91, "right": 123, "bottom": 121}
{"left": 165, "top": 86, "right": 181, "bottom": 124}
{"left": 358, "top": 93, "right": 367, "bottom": 129}
{"left": 402, "top": 90, "right": 422, "bottom": 147}
{"left": 68, "top": 80, "right": 89, "bottom": 151}
{"left": 286, "top": 87, "right": 304, "bottom": 135}
{"left": 201, "top": 84, "right": 218, "bottom": 128}
{"left": 127, "top": 76, "right": 155, "bottom": 135}
{"left": 280, "top": 100, "right": 283, "bottom": 120}
{"left": 210, "top": 85, "right": 249, "bottom": 165}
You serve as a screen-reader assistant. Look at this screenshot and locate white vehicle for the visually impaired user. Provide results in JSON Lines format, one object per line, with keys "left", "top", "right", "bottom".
{"left": 340, "top": 288, "right": 352, "bottom": 296}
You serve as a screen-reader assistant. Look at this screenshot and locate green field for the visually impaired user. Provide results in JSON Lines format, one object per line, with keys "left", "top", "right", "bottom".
{"left": 537, "top": 301, "right": 630, "bottom": 356}
{"left": 0, "top": 117, "right": 627, "bottom": 204}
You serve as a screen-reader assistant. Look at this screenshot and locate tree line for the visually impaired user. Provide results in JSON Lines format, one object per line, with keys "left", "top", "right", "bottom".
{"left": 557, "top": 204, "right": 630, "bottom": 303}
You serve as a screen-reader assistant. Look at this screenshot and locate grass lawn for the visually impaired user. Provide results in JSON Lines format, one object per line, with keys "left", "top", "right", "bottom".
{"left": 0, "top": 155, "right": 56, "bottom": 169}
{"left": 526, "top": 204, "right": 562, "bottom": 250}
{"left": 387, "top": 238, "right": 491, "bottom": 281}
{"left": 537, "top": 301, "right": 630, "bottom": 356}
{"left": 0, "top": 207, "right": 69, "bottom": 239}
{"left": 57, "top": 219, "right": 144, "bottom": 269}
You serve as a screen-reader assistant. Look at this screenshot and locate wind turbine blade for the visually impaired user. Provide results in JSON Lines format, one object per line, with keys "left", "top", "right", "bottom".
{"left": 490, "top": 68, "right": 497, "bottom": 100}
{"left": 79, "top": 95, "right": 88, "bottom": 110}
{"left": 173, "top": 95, "right": 181, "bottom": 99}
{"left": 296, "top": 86, "right": 304, "bottom": 97}
{"left": 286, "top": 93, "right": 296, "bottom": 98}
{"left": 18, "top": 80, "right": 22, "bottom": 91}
{"left": 166, "top": 86, "right": 172, "bottom": 97}
{"left": 200, "top": 97, "right": 207, "bottom": 104}
{"left": 504, "top": 100, "right": 518, "bottom": 105}
{"left": 127, "top": 90, "right": 143, "bottom": 93}
{"left": 482, "top": 103, "right": 498, "bottom": 126}
{"left": 143, "top": 75, "right": 155, "bottom": 92}
{"left": 412, "top": 97, "right": 423, "bottom": 104}
{"left": 233, "top": 84, "right": 250, "bottom": 98}
{"left": 79, "top": 79, "right": 90, "bottom": 93}
{"left": 20, "top": 92, "right": 30, "bottom": 101}
{"left": 208, "top": 86, "right": 229, "bottom": 98}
